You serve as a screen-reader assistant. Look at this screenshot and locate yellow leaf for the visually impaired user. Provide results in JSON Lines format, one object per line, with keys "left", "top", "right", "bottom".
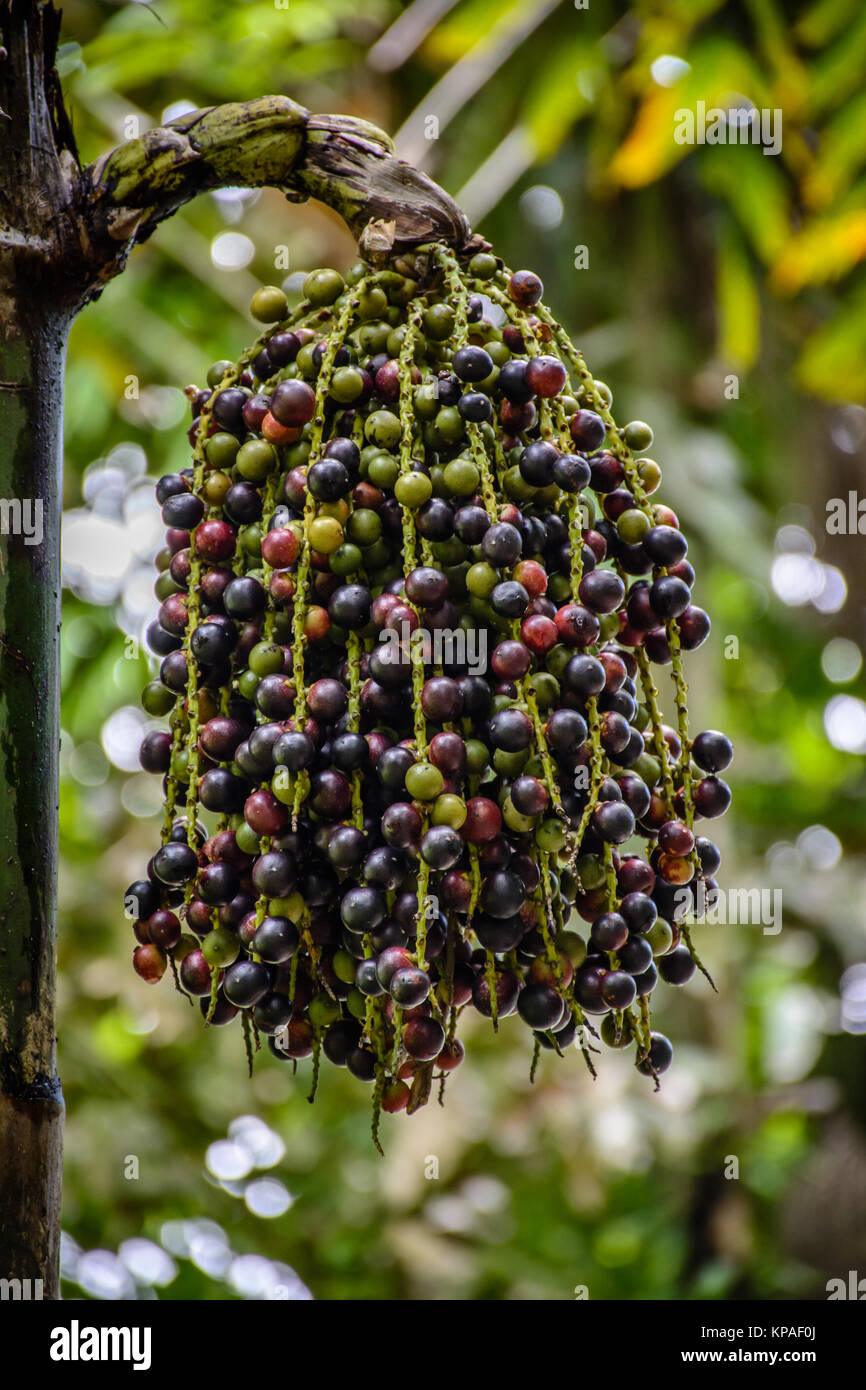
{"left": 608, "top": 38, "right": 775, "bottom": 189}
{"left": 772, "top": 209, "right": 866, "bottom": 292}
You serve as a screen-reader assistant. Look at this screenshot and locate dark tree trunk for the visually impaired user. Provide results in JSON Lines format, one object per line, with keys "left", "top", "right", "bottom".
{"left": 0, "top": 304, "right": 67, "bottom": 1300}
{"left": 0, "top": 0, "right": 73, "bottom": 1300}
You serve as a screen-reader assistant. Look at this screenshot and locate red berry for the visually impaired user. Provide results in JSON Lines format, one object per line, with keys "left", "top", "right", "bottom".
{"left": 244, "top": 789, "right": 288, "bottom": 837}
{"left": 525, "top": 355, "right": 567, "bottom": 398}
{"left": 462, "top": 797, "right": 502, "bottom": 844}
{"left": 194, "top": 519, "right": 236, "bottom": 562}
{"left": 261, "top": 412, "right": 301, "bottom": 445}
{"left": 513, "top": 560, "right": 548, "bottom": 597}
{"left": 133, "top": 943, "right": 167, "bottom": 983}
{"left": 303, "top": 606, "right": 330, "bottom": 641}
{"left": 261, "top": 527, "right": 299, "bottom": 567}
{"left": 520, "top": 614, "right": 557, "bottom": 655}
{"left": 381, "top": 1080, "right": 410, "bottom": 1113}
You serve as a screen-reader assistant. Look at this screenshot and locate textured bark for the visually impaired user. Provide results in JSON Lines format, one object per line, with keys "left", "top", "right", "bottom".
{"left": 0, "top": 0, "right": 474, "bottom": 1302}
{"left": 0, "top": 0, "right": 70, "bottom": 1300}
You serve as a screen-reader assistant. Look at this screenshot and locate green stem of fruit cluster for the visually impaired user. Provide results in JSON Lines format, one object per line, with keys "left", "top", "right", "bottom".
{"left": 346, "top": 630, "right": 365, "bottom": 829}
{"left": 566, "top": 695, "right": 604, "bottom": 887}
{"left": 634, "top": 647, "right": 676, "bottom": 816}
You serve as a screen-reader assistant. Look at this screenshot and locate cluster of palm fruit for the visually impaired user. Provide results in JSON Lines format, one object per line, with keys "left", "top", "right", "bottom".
{"left": 126, "top": 242, "right": 732, "bottom": 1146}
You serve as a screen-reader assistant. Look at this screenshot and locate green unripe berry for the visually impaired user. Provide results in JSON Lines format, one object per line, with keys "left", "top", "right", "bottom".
{"left": 206, "top": 360, "right": 233, "bottom": 388}
{"left": 154, "top": 571, "right": 180, "bottom": 601}
{"left": 617, "top": 508, "right": 650, "bottom": 543}
{"left": 332, "top": 949, "right": 358, "bottom": 985}
{"left": 546, "top": 644, "right": 573, "bottom": 681}
{"left": 203, "top": 470, "right": 232, "bottom": 506}
{"left": 270, "top": 892, "right": 304, "bottom": 922}
{"left": 576, "top": 854, "right": 606, "bottom": 890}
{"left": 405, "top": 762, "right": 444, "bottom": 801}
{"left": 364, "top": 409, "right": 401, "bottom": 449}
{"left": 236, "top": 669, "right": 259, "bottom": 701}
{"left": 637, "top": 458, "right": 662, "bottom": 493}
{"left": 205, "top": 431, "right": 240, "bottom": 469}
{"left": 346, "top": 988, "right": 367, "bottom": 1021}
{"left": 236, "top": 439, "right": 276, "bottom": 483}
{"left": 435, "top": 406, "right": 464, "bottom": 445}
{"left": 250, "top": 285, "right": 289, "bottom": 323}
{"left": 465, "top": 562, "right": 498, "bottom": 598}
{"left": 465, "top": 739, "right": 490, "bottom": 775}
{"left": 357, "top": 320, "right": 390, "bottom": 355}
{"left": 285, "top": 440, "right": 311, "bottom": 468}
{"left": 239, "top": 523, "right": 262, "bottom": 557}
{"left": 235, "top": 822, "right": 261, "bottom": 855}
{"left": 469, "top": 252, "right": 497, "bottom": 280}
{"left": 345, "top": 508, "right": 382, "bottom": 547}
{"left": 355, "top": 285, "right": 388, "bottom": 320}
{"left": 330, "top": 542, "right": 363, "bottom": 576}
{"left": 329, "top": 366, "right": 365, "bottom": 403}
{"left": 169, "top": 749, "right": 189, "bottom": 783}
{"left": 555, "top": 930, "right": 587, "bottom": 967}
{"left": 431, "top": 537, "right": 468, "bottom": 566}
{"left": 443, "top": 457, "right": 480, "bottom": 497}
{"left": 494, "top": 748, "right": 529, "bottom": 778}
{"left": 413, "top": 383, "right": 439, "bottom": 420}
{"left": 271, "top": 766, "right": 294, "bottom": 804}
{"left": 201, "top": 928, "right": 239, "bottom": 969}
{"left": 295, "top": 342, "right": 319, "bottom": 378}
{"left": 360, "top": 539, "right": 388, "bottom": 571}
{"left": 431, "top": 794, "right": 467, "bottom": 829}
{"left": 308, "top": 992, "right": 342, "bottom": 1028}
{"left": 502, "top": 795, "right": 536, "bottom": 833}
{"left": 422, "top": 304, "right": 455, "bottom": 341}
{"left": 547, "top": 575, "right": 570, "bottom": 606}
{"left": 647, "top": 919, "right": 674, "bottom": 956}
{"left": 394, "top": 471, "right": 433, "bottom": 508}
{"left": 249, "top": 641, "right": 284, "bottom": 677}
{"left": 634, "top": 753, "right": 662, "bottom": 786}
{"left": 624, "top": 420, "right": 653, "bottom": 451}
{"left": 529, "top": 672, "right": 560, "bottom": 709}
{"left": 142, "top": 680, "right": 175, "bottom": 716}
{"left": 303, "top": 268, "right": 345, "bottom": 306}
{"left": 367, "top": 454, "right": 400, "bottom": 490}
{"left": 308, "top": 516, "right": 343, "bottom": 553}
{"left": 485, "top": 339, "right": 510, "bottom": 367}
{"left": 536, "top": 818, "right": 567, "bottom": 852}
{"left": 633, "top": 703, "right": 651, "bottom": 733}
{"left": 504, "top": 465, "right": 537, "bottom": 502}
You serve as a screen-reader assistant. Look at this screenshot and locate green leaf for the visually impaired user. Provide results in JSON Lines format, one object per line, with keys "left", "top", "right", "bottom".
{"left": 794, "top": 278, "right": 866, "bottom": 398}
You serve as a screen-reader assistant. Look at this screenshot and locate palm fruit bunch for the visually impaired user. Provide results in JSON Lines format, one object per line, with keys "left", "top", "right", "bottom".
{"left": 126, "top": 243, "right": 733, "bottom": 1147}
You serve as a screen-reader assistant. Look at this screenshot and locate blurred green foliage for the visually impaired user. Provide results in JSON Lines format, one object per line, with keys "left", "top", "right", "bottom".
{"left": 55, "top": 0, "right": 866, "bottom": 1301}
